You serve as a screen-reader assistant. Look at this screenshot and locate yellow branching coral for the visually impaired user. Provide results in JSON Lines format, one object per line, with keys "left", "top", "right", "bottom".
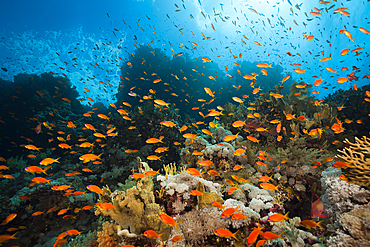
{"left": 163, "top": 163, "right": 177, "bottom": 176}
{"left": 337, "top": 135, "right": 370, "bottom": 189}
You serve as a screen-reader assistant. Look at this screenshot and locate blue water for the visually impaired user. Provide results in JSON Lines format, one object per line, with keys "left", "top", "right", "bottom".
{"left": 1, "top": 0, "right": 369, "bottom": 105}
{"left": 0, "top": 0, "right": 370, "bottom": 246}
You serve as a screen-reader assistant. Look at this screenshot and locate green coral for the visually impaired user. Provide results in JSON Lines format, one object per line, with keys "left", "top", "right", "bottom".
{"left": 272, "top": 137, "right": 326, "bottom": 167}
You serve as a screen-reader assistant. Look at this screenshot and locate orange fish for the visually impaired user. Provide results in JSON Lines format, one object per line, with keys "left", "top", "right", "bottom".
{"left": 260, "top": 183, "right": 279, "bottom": 191}
{"left": 95, "top": 202, "right": 116, "bottom": 210}
{"left": 248, "top": 223, "right": 264, "bottom": 246}
{"left": 144, "top": 230, "right": 163, "bottom": 240}
{"left": 207, "top": 170, "right": 221, "bottom": 177}
{"left": 247, "top": 136, "right": 259, "bottom": 143}
{"left": 260, "top": 231, "right": 284, "bottom": 240}
{"left": 131, "top": 173, "right": 146, "bottom": 179}
{"left": 256, "top": 240, "right": 267, "bottom": 247}
{"left": 189, "top": 190, "right": 203, "bottom": 196}
{"left": 187, "top": 168, "right": 203, "bottom": 177}
{"left": 40, "top": 157, "right": 60, "bottom": 165}
{"left": 332, "top": 161, "right": 351, "bottom": 168}
{"left": 158, "top": 214, "right": 181, "bottom": 231}
{"left": 221, "top": 206, "right": 240, "bottom": 218}
{"left": 256, "top": 63, "right": 272, "bottom": 68}
{"left": 258, "top": 175, "right": 273, "bottom": 183}
{"left": 32, "top": 177, "right": 52, "bottom": 184}
{"left": 25, "top": 166, "right": 49, "bottom": 175}
{"left": 212, "top": 202, "right": 224, "bottom": 210}
{"left": 232, "top": 213, "right": 249, "bottom": 220}
{"left": 86, "top": 185, "right": 103, "bottom": 194}
{"left": 0, "top": 233, "right": 18, "bottom": 243}
{"left": 0, "top": 214, "right": 17, "bottom": 225}
{"left": 214, "top": 228, "right": 239, "bottom": 241}
{"left": 267, "top": 212, "right": 289, "bottom": 222}
{"left": 300, "top": 220, "right": 324, "bottom": 229}
{"left": 171, "top": 235, "right": 184, "bottom": 242}
{"left": 25, "top": 145, "right": 42, "bottom": 151}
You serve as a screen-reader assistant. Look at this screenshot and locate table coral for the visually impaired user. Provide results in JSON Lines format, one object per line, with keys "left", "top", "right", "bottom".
{"left": 337, "top": 135, "right": 370, "bottom": 189}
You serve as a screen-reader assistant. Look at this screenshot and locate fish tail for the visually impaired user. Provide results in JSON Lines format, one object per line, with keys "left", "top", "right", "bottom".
{"left": 233, "top": 230, "right": 239, "bottom": 241}
{"left": 317, "top": 220, "right": 325, "bottom": 229}
{"left": 174, "top": 221, "right": 182, "bottom": 232}
{"left": 285, "top": 211, "right": 290, "bottom": 218}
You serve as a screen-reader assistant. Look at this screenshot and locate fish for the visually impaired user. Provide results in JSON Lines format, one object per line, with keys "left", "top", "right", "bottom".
{"left": 223, "top": 133, "right": 240, "bottom": 142}
{"left": 300, "top": 219, "right": 324, "bottom": 229}
{"left": 144, "top": 230, "right": 163, "bottom": 240}
{"left": 32, "top": 177, "right": 52, "bottom": 184}
{"left": 247, "top": 223, "right": 264, "bottom": 246}
{"left": 35, "top": 122, "right": 42, "bottom": 134}
{"left": 86, "top": 185, "right": 103, "bottom": 194}
{"left": 25, "top": 166, "right": 49, "bottom": 175}
{"left": 332, "top": 161, "right": 351, "bottom": 168}
{"left": 221, "top": 206, "right": 240, "bottom": 218}
{"left": 260, "top": 231, "right": 284, "bottom": 240}
{"left": 214, "top": 228, "right": 239, "bottom": 240}
{"left": 0, "top": 233, "right": 18, "bottom": 244}
{"left": 158, "top": 214, "right": 181, "bottom": 231}
{"left": 189, "top": 190, "right": 203, "bottom": 196}
{"left": 267, "top": 212, "right": 289, "bottom": 222}
{"left": 311, "top": 194, "right": 328, "bottom": 218}
{"left": 95, "top": 202, "right": 116, "bottom": 210}
{"left": 40, "top": 157, "right": 60, "bottom": 165}
{"left": 260, "top": 183, "right": 280, "bottom": 192}
{"left": 0, "top": 214, "right": 17, "bottom": 225}
{"left": 256, "top": 63, "right": 272, "bottom": 68}
{"left": 232, "top": 213, "right": 249, "bottom": 220}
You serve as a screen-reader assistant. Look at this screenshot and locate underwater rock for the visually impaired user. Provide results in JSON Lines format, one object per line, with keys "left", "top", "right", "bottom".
{"left": 327, "top": 204, "right": 370, "bottom": 247}
{"left": 321, "top": 167, "right": 370, "bottom": 223}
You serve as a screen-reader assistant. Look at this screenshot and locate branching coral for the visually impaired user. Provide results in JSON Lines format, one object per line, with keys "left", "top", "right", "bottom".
{"left": 337, "top": 135, "right": 370, "bottom": 189}
{"left": 270, "top": 216, "right": 317, "bottom": 247}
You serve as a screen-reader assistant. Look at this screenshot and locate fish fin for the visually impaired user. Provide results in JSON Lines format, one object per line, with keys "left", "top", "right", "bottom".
{"left": 317, "top": 220, "right": 325, "bottom": 229}
{"left": 233, "top": 230, "right": 239, "bottom": 241}
{"left": 318, "top": 213, "right": 328, "bottom": 218}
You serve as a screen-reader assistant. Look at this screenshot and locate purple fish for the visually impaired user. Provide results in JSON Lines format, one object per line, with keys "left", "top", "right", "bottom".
{"left": 311, "top": 194, "right": 328, "bottom": 218}
{"left": 35, "top": 122, "right": 42, "bottom": 134}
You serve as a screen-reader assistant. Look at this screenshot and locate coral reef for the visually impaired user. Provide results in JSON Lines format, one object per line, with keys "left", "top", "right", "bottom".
{"left": 321, "top": 167, "right": 370, "bottom": 222}
{"left": 96, "top": 161, "right": 170, "bottom": 240}
{"left": 96, "top": 221, "right": 120, "bottom": 247}
{"left": 327, "top": 204, "right": 370, "bottom": 247}
{"left": 270, "top": 216, "right": 318, "bottom": 247}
